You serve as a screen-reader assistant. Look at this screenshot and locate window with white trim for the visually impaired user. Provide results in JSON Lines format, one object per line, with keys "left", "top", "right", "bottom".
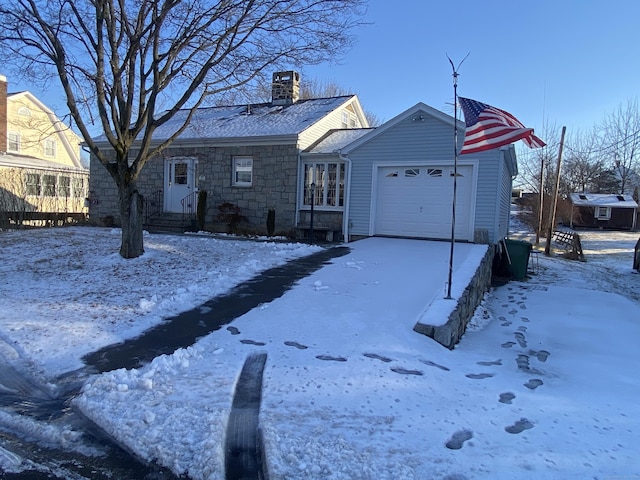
{"left": 72, "top": 177, "right": 85, "bottom": 198}
{"left": 232, "top": 156, "right": 253, "bottom": 186}
{"left": 59, "top": 176, "right": 71, "bottom": 197}
{"left": 44, "top": 139, "right": 57, "bottom": 158}
{"left": 8, "top": 132, "right": 20, "bottom": 152}
{"left": 25, "top": 173, "right": 41, "bottom": 196}
{"left": 303, "top": 161, "right": 345, "bottom": 208}
{"left": 18, "top": 107, "right": 31, "bottom": 117}
{"left": 42, "top": 175, "right": 56, "bottom": 197}
{"left": 595, "top": 206, "right": 611, "bottom": 220}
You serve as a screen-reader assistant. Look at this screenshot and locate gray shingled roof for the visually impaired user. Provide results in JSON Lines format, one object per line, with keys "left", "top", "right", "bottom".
{"left": 93, "top": 96, "right": 355, "bottom": 143}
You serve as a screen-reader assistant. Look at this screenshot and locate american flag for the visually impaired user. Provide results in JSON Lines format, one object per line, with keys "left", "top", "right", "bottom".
{"left": 458, "top": 97, "right": 545, "bottom": 154}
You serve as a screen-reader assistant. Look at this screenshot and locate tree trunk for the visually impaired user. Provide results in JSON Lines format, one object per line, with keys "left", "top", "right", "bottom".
{"left": 118, "top": 181, "right": 144, "bottom": 259}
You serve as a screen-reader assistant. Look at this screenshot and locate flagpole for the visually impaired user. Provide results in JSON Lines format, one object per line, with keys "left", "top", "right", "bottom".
{"left": 445, "top": 54, "right": 467, "bottom": 299}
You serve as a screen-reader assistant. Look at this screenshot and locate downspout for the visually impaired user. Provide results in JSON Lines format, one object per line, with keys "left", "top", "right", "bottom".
{"left": 339, "top": 152, "right": 352, "bottom": 243}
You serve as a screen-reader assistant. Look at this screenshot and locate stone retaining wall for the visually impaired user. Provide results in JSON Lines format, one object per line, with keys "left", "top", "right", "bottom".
{"left": 413, "top": 245, "right": 495, "bottom": 349}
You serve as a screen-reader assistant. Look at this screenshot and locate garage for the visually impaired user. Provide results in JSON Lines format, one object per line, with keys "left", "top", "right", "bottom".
{"left": 374, "top": 164, "right": 474, "bottom": 241}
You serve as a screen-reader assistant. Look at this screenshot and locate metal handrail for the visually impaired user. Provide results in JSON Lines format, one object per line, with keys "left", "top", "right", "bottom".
{"left": 144, "top": 189, "right": 163, "bottom": 221}
{"left": 181, "top": 190, "right": 198, "bottom": 219}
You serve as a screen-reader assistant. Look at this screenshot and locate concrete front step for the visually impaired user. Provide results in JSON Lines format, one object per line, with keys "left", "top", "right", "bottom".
{"left": 144, "top": 214, "right": 196, "bottom": 233}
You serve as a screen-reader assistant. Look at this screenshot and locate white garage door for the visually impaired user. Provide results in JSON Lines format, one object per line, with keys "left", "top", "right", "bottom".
{"left": 374, "top": 165, "right": 474, "bottom": 240}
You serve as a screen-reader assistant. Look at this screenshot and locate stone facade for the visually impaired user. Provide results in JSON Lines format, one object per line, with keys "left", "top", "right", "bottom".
{"left": 88, "top": 143, "right": 301, "bottom": 235}
{"left": 413, "top": 245, "right": 495, "bottom": 349}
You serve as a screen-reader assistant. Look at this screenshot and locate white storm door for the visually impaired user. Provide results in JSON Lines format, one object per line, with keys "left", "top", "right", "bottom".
{"left": 164, "top": 158, "right": 195, "bottom": 213}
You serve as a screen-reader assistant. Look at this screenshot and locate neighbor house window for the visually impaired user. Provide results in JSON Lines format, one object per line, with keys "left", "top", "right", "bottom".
{"left": 25, "top": 173, "right": 41, "bottom": 196}
{"left": 595, "top": 206, "right": 611, "bottom": 220}
{"left": 42, "top": 174, "right": 56, "bottom": 197}
{"left": 8, "top": 132, "right": 20, "bottom": 152}
{"left": 44, "top": 139, "right": 57, "bottom": 158}
{"left": 303, "top": 162, "right": 346, "bottom": 208}
{"left": 18, "top": 107, "right": 31, "bottom": 117}
{"left": 59, "top": 176, "right": 71, "bottom": 197}
{"left": 232, "top": 156, "right": 253, "bottom": 186}
{"left": 72, "top": 177, "right": 85, "bottom": 198}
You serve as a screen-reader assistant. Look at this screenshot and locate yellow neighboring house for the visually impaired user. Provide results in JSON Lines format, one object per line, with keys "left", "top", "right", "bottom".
{"left": 0, "top": 74, "right": 88, "bottom": 226}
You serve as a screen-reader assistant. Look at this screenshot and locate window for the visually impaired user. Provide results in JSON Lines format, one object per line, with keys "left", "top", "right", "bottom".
{"left": 404, "top": 168, "right": 420, "bottom": 177}
{"left": 173, "top": 162, "right": 188, "bottom": 185}
{"left": 43, "top": 175, "right": 56, "bottom": 197}
{"left": 341, "top": 111, "right": 357, "bottom": 128}
{"left": 44, "top": 139, "right": 57, "bottom": 158}
{"left": 303, "top": 162, "right": 346, "bottom": 208}
{"left": 427, "top": 168, "right": 443, "bottom": 177}
{"left": 72, "top": 177, "right": 85, "bottom": 198}
{"left": 595, "top": 206, "right": 611, "bottom": 220}
{"left": 8, "top": 132, "right": 20, "bottom": 152}
{"left": 232, "top": 157, "right": 253, "bottom": 186}
{"left": 18, "top": 107, "right": 31, "bottom": 117}
{"left": 59, "top": 176, "right": 71, "bottom": 198}
{"left": 25, "top": 173, "right": 41, "bottom": 196}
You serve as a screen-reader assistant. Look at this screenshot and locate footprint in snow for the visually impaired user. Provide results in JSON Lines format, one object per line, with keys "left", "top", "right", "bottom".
{"left": 514, "top": 332, "right": 527, "bottom": 348}
{"left": 420, "top": 359, "right": 450, "bottom": 371}
{"left": 391, "top": 367, "right": 423, "bottom": 376}
{"left": 227, "top": 326, "right": 241, "bottom": 335}
{"left": 465, "top": 373, "right": 494, "bottom": 379}
{"left": 284, "top": 341, "right": 308, "bottom": 350}
{"left": 505, "top": 418, "right": 534, "bottom": 434}
{"left": 499, "top": 392, "right": 516, "bottom": 404}
{"left": 501, "top": 341, "right": 516, "bottom": 349}
{"left": 316, "top": 355, "right": 347, "bottom": 362}
{"left": 524, "top": 378, "right": 544, "bottom": 390}
{"left": 445, "top": 429, "right": 473, "bottom": 450}
{"left": 363, "top": 353, "right": 393, "bottom": 363}
{"left": 516, "top": 354, "right": 530, "bottom": 371}
{"left": 240, "top": 339, "right": 266, "bottom": 346}
{"left": 477, "top": 359, "right": 502, "bottom": 366}
{"left": 535, "top": 350, "right": 550, "bottom": 362}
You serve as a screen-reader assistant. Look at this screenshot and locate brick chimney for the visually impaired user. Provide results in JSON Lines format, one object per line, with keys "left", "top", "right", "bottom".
{"left": 0, "top": 75, "right": 7, "bottom": 153}
{"left": 271, "top": 71, "right": 300, "bottom": 106}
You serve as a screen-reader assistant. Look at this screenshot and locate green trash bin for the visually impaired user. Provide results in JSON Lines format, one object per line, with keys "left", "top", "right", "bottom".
{"left": 504, "top": 239, "right": 532, "bottom": 281}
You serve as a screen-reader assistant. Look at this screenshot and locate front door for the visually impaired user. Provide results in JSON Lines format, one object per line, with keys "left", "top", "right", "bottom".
{"left": 164, "top": 158, "right": 196, "bottom": 213}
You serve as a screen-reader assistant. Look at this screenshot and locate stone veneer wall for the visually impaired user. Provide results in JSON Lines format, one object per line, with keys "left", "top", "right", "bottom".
{"left": 88, "top": 144, "right": 300, "bottom": 235}
{"left": 413, "top": 245, "right": 495, "bottom": 349}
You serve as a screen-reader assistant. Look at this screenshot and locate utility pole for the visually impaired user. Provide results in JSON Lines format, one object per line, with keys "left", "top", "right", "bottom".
{"left": 535, "top": 155, "right": 545, "bottom": 245}
{"left": 544, "top": 126, "right": 566, "bottom": 256}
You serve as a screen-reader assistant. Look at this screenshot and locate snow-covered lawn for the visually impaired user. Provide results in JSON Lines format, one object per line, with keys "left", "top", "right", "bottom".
{"left": 1, "top": 225, "right": 639, "bottom": 479}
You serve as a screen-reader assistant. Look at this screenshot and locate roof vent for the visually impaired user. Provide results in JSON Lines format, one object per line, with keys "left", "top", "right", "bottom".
{"left": 617, "top": 195, "right": 625, "bottom": 201}
{"left": 579, "top": 194, "right": 587, "bottom": 200}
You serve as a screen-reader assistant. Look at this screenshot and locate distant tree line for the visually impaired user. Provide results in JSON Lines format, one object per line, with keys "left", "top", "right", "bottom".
{"left": 517, "top": 97, "right": 640, "bottom": 201}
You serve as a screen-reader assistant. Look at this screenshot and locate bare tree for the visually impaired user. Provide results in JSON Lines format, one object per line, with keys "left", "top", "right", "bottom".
{"left": 600, "top": 97, "right": 640, "bottom": 195}
{"left": 560, "top": 127, "right": 619, "bottom": 195}
{"left": 0, "top": 0, "right": 366, "bottom": 258}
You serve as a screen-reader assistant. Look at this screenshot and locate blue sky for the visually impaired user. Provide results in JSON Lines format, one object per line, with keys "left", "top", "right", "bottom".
{"left": 303, "top": 0, "right": 640, "bottom": 134}
{"left": 6, "top": 0, "right": 639, "bottom": 138}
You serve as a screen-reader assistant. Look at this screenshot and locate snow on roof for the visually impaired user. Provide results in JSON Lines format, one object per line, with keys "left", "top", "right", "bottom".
{"left": 569, "top": 193, "right": 638, "bottom": 208}
{"left": 92, "top": 96, "right": 355, "bottom": 143}
{"left": 304, "top": 128, "right": 374, "bottom": 154}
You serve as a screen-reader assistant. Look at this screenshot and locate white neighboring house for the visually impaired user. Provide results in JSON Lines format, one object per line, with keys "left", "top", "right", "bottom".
{"left": 0, "top": 74, "right": 88, "bottom": 226}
